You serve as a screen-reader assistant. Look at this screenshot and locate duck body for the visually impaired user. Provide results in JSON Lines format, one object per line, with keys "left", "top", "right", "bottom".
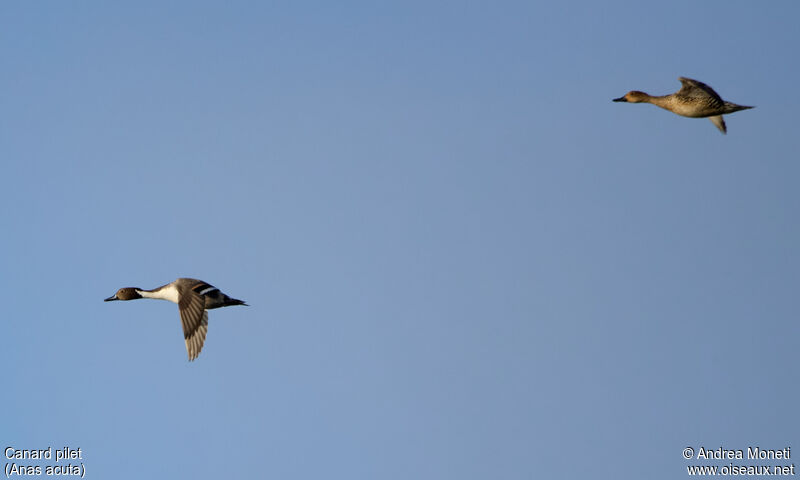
{"left": 613, "top": 77, "right": 753, "bottom": 133}
{"left": 104, "top": 278, "right": 247, "bottom": 361}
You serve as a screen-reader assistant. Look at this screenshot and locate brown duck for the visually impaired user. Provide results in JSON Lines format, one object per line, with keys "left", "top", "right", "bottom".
{"left": 613, "top": 77, "right": 754, "bottom": 134}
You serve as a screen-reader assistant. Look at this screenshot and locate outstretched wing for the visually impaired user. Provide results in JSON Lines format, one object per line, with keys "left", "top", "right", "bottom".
{"left": 179, "top": 289, "right": 209, "bottom": 361}
{"left": 677, "top": 77, "right": 724, "bottom": 108}
{"left": 708, "top": 115, "right": 727, "bottom": 134}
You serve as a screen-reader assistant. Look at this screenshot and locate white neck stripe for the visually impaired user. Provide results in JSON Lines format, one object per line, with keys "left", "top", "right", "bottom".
{"left": 138, "top": 284, "right": 180, "bottom": 304}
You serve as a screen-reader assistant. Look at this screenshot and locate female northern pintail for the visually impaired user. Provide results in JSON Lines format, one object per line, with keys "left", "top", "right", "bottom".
{"left": 104, "top": 278, "right": 247, "bottom": 361}
{"left": 613, "top": 77, "right": 754, "bottom": 134}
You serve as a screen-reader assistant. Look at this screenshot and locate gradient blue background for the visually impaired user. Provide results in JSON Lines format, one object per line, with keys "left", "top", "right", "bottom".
{"left": 2, "top": 2, "right": 797, "bottom": 478}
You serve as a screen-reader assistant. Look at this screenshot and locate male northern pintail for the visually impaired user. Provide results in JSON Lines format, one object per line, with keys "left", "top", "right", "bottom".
{"left": 104, "top": 278, "right": 247, "bottom": 361}
{"left": 613, "top": 77, "right": 754, "bottom": 134}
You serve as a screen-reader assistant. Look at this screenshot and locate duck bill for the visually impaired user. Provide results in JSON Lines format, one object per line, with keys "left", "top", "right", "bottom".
{"left": 104, "top": 295, "right": 119, "bottom": 302}
{"left": 612, "top": 96, "right": 628, "bottom": 102}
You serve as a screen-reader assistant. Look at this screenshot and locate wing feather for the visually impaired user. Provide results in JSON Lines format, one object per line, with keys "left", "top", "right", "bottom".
{"left": 708, "top": 115, "right": 727, "bottom": 134}
{"left": 677, "top": 77, "right": 724, "bottom": 107}
{"left": 179, "top": 291, "right": 209, "bottom": 361}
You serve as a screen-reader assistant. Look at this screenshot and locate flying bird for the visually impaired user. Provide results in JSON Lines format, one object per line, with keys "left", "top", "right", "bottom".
{"left": 613, "top": 77, "right": 753, "bottom": 134}
{"left": 105, "top": 278, "right": 247, "bottom": 361}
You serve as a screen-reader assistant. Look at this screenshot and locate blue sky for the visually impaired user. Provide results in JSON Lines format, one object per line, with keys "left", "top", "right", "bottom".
{"left": 2, "top": 1, "right": 798, "bottom": 478}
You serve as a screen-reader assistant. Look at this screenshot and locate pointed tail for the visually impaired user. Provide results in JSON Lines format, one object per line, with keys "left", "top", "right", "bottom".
{"left": 723, "top": 102, "right": 754, "bottom": 114}
{"left": 224, "top": 297, "right": 248, "bottom": 307}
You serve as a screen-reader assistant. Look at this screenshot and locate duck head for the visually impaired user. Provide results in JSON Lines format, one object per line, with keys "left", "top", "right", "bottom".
{"left": 104, "top": 287, "right": 142, "bottom": 301}
{"left": 613, "top": 91, "right": 650, "bottom": 103}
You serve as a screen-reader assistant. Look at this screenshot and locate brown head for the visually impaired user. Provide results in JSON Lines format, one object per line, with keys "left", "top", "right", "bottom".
{"left": 104, "top": 287, "right": 142, "bottom": 302}
{"left": 613, "top": 91, "right": 651, "bottom": 103}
